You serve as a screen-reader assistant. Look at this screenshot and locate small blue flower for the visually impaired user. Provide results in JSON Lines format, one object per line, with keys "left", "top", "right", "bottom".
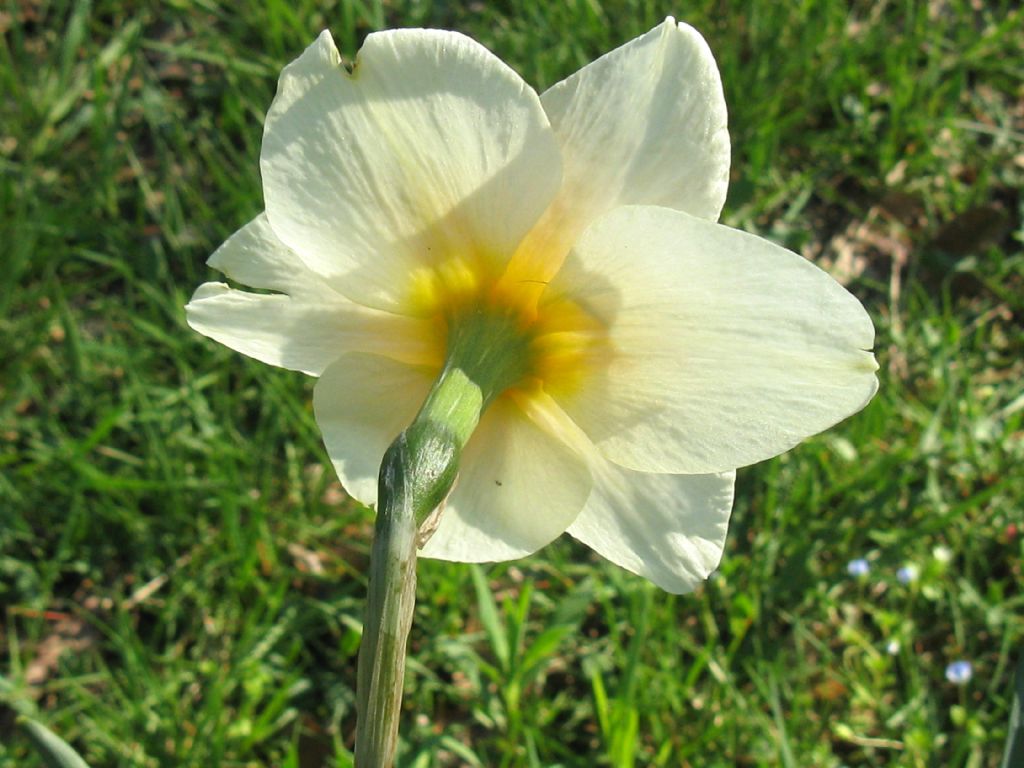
{"left": 896, "top": 564, "right": 919, "bottom": 584}
{"left": 945, "top": 660, "right": 972, "bottom": 684}
{"left": 847, "top": 558, "right": 870, "bottom": 577}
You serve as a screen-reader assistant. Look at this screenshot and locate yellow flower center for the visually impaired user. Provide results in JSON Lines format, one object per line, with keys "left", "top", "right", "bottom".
{"left": 406, "top": 252, "right": 609, "bottom": 404}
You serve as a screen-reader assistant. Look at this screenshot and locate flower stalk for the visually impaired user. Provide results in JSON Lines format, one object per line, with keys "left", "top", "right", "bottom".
{"left": 354, "top": 389, "right": 465, "bottom": 766}
{"left": 355, "top": 309, "right": 527, "bottom": 765}
{"left": 352, "top": 433, "right": 429, "bottom": 768}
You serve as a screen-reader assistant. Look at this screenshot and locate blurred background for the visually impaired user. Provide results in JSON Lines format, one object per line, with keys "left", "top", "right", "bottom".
{"left": 1, "top": 1, "right": 1021, "bottom": 766}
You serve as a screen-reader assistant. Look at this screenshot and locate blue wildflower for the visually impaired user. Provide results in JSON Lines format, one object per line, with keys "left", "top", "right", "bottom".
{"left": 945, "top": 660, "right": 972, "bottom": 684}
{"left": 847, "top": 558, "right": 870, "bottom": 577}
{"left": 896, "top": 564, "right": 918, "bottom": 584}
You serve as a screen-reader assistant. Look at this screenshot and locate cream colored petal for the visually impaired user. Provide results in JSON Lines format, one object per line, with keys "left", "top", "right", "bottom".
{"left": 261, "top": 29, "right": 561, "bottom": 313}
{"left": 186, "top": 284, "right": 435, "bottom": 375}
{"left": 420, "top": 396, "right": 592, "bottom": 562}
{"left": 551, "top": 205, "right": 879, "bottom": 474}
{"left": 568, "top": 464, "right": 735, "bottom": 594}
{"left": 544, "top": 18, "right": 729, "bottom": 221}
{"left": 515, "top": 389, "right": 731, "bottom": 592}
{"left": 205, "top": 213, "right": 336, "bottom": 301}
{"left": 258, "top": 29, "right": 339, "bottom": 121}
{"left": 510, "top": 18, "right": 729, "bottom": 284}
{"left": 188, "top": 215, "right": 438, "bottom": 373}
{"left": 314, "top": 353, "right": 435, "bottom": 506}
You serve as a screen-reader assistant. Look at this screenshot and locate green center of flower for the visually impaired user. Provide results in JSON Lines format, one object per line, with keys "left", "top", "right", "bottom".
{"left": 406, "top": 253, "right": 610, "bottom": 433}
{"left": 408, "top": 302, "right": 534, "bottom": 465}
{"left": 386, "top": 305, "right": 532, "bottom": 530}
{"left": 443, "top": 307, "right": 533, "bottom": 408}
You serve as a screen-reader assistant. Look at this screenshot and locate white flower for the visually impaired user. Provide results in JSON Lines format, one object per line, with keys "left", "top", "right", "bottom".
{"left": 186, "top": 20, "right": 878, "bottom": 593}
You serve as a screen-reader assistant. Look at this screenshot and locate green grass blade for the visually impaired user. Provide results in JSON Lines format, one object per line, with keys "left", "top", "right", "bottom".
{"left": 1001, "top": 656, "right": 1024, "bottom": 768}
{"left": 18, "top": 717, "right": 93, "bottom": 768}
{"left": 470, "top": 564, "right": 510, "bottom": 672}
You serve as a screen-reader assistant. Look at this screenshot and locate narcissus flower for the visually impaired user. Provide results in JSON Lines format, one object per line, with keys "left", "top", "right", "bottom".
{"left": 187, "top": 20, "right": 878, "bottom": 593}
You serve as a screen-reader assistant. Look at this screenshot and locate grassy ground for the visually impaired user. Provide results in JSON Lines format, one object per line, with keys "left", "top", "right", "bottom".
{"left": 2, "top": 0, "right": 1022, "bottom": 766}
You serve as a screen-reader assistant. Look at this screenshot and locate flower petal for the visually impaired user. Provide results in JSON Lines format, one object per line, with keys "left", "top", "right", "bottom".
{"left": 509, "top": 18, "right": 729, "bottom": 284}
{"left": 421, "top": 396, "right": 592, "bottom": 562}
{"left": 550, "top": 205, "right": 879, "bottom": 474}
{"left": 205, "top": 213, "right": 336, "bottom": 300}
{"left": 544, "top": 18, "right": 729, "bottom": 219}
{"left": 187, "top": 217, "right": 436, "bottom": 374}
{"left": 568, "top": 464, "right": 735, "bottom": 594}
{"left": 261, "top": 29, "right": 562, "bottom": 313}
{"left": 314, "top": 353, "right": 435, "bottom": 506}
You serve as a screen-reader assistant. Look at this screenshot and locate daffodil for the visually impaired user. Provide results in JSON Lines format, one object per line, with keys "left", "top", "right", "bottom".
{"left": 187, "top": 19, "right": 878, "bottom": 594}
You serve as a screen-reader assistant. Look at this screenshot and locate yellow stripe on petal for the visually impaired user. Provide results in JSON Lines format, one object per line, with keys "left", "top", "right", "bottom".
{"left": 529, "top": 293, "right": 611, "bottom": 399}
{"left": 406, "top": 254, "right": 489, "bottom": 317}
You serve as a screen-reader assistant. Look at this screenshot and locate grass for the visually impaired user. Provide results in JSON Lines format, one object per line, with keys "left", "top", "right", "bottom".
{"left": 1, "top": 0, "right": 1022, "bottom": 765}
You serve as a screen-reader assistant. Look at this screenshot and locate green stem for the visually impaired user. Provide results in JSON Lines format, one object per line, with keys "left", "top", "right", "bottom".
{"left": 353, "top": 307, "right": 531, "bottom": 765}
{"left": 353, "top": 366, "right": 483, "bottom": 767}
{"left": 353, "top": 443, "right": 419, "bottom": 768}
